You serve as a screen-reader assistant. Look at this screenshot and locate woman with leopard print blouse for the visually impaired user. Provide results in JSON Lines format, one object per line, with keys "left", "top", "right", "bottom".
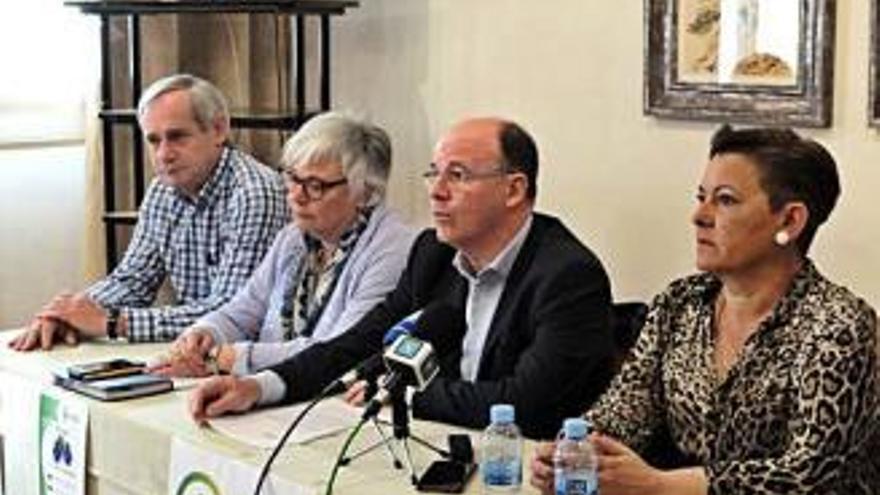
{"left": 531, "top": 125, "right": 879, "bottom": 494}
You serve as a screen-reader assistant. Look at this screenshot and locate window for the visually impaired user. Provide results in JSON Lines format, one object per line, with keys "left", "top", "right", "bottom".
{"left": 0, "top": 0, "right": 96, "bottom": 146}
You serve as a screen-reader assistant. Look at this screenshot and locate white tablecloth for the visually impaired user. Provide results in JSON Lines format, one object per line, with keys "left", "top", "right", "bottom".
{"left": 0, "top": 328, "right": 539, "bottom": 495}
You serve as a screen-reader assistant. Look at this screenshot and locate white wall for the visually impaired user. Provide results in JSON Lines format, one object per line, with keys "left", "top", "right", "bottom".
{"left": 0, "top": 146, "right": 86, "bottom": 328}
{"left": 5, "top": 2, "right": 880, "bottom": 321}
{"left": 330, "top": 0, "right": 880, "bottom": 305}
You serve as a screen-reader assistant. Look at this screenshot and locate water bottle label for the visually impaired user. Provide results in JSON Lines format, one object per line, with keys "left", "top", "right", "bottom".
{"left": 482, "top": 459, "right": 522, "bottom": 487}
{"left": 554, "top": 474, "right": 597, "bottom": 495}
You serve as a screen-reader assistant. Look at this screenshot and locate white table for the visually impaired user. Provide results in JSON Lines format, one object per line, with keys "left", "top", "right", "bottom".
{"left": 0, "top": 329, "right": 539, "bottom": 494}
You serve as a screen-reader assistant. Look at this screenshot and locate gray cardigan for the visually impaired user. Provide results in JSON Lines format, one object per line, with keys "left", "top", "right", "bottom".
{"left": 191, "top": 205, "right": 417, "bottom": 374}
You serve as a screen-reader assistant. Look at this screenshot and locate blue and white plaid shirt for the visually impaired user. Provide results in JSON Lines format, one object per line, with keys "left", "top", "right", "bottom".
{"left": 86, "top": 146, "right": 288, "bottom": 342}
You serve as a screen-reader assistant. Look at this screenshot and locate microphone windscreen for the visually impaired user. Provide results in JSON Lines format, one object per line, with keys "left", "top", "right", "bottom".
{"left": 382, "top": 310, "right": 422, "bottom": 346}
{"left": 412, "top": 303, "right": 465, "bottom": 358}
{"left": 382, "top": 324, "right": 410, "bottom": 346}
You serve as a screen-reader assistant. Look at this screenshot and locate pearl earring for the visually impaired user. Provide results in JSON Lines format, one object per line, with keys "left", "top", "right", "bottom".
{"left": 774, "top": 230, "right": 790, "bottom": 246}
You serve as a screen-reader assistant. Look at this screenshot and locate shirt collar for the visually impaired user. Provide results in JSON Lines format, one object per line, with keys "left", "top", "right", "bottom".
{"left": 763, "top": 258, "right": 819, "bottom": 327}
{"left": 454, "top": 214, "right": 533, "bottom": 281}
{"left": 695, "top": 257, "right": 821, "bottom": 328}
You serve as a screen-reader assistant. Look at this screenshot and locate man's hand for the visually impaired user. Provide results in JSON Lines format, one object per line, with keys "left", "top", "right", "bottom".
{"left": 8, "top": 317, "right": 78, "bottom": 352}
{"left": 529, "top": 441, "right": 557, "bottom": 494}
{"left": 189, "top": 375, "right": 261, "bottom": 425}
{"left": 38, "top": 292, "right": 108, "bottom": 337}
{"left": 149, "top": 328, "right": 216, "bottom": 377}
{"left": 343, "top": 379, "right": 370, "bottom": 406}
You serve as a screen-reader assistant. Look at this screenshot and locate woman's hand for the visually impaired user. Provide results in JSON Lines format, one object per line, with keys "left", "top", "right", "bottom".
{"left": 149, "top": 327, "right": 216, "bottom": 377}
{"left": 594, "top": 433, "right": 665, "bottom": 495}
{"left": 171, "top": 327, "right": 216, "bottom": 357}
{"left": 529, "top": 441, "right": 557, "bottom": 494}
{"left": 531, "top": 433, "right": 673, "bottom": 495}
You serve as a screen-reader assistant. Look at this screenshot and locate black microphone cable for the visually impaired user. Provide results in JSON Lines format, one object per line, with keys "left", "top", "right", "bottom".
{"left": 251, "top": 378, "right": 341, "bottom": 495}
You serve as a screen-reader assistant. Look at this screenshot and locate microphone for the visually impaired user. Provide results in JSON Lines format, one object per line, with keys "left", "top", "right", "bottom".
{"left": 361, "top": 303, "right": 461, "bottom": 419}
{"left": 331, "top": 310, "right": 423, "bottom": 392}
{"left": 385, "top": 333, "right": 440, "bottom": 391}
{"left": 252, "top": 306, "right": 458, "bottom": 494}
{"left": 363, "top": 334, "right": 438, "bottom": 419}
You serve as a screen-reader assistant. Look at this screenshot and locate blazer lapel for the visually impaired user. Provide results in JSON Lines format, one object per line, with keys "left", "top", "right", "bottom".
{"left": 436, "top": 273, "right": 468, "bottom": 379}
{"left": 475, "top": 216, "right": 548, "bottom": 378}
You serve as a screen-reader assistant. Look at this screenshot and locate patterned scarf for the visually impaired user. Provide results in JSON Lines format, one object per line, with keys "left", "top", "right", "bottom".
{"left": 279, "top": 208, "right": 373, "bottom": 339}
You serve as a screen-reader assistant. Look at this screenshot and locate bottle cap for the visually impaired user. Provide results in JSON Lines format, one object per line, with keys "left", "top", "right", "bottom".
{"left": 562, "top": 418, "right": 589, "bottom": 439}
{"left": 489, "top": 404, "right": 515, "bottom": 424}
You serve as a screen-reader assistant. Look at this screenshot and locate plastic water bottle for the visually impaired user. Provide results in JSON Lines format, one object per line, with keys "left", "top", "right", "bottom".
{"left": 554, "top": 418, "right": 598, "bottom": 495}
{"left": 481, "top": 404, "right": 522, "bottom": 493}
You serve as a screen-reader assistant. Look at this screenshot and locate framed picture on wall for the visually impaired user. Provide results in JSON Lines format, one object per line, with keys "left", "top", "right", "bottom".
{"left": 644, "top": 0, "right": 836, "bottom": 127}
{"left": 870, "top": 0, "right": 880, "bottom": 126}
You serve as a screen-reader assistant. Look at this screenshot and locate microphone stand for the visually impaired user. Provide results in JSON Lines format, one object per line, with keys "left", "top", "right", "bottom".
{"left": 390, "top": 390, "right": 450, "bottom": 460}
{"left": 390, "top": 387, "right": 423, "bottom": 485}
{"left": 339, "top": 376, "right": 403, "bottom": 469}
{"left": 343, "top": 383, "right": 452, "bottom": 485}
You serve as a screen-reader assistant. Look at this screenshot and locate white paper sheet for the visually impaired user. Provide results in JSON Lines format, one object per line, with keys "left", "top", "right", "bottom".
{"left": 208, "top": 398, "right": 391, "bottom": 449}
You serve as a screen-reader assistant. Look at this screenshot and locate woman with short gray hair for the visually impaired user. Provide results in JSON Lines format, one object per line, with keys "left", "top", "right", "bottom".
{"left": 281, "top": 111, "right": 391, "bottom": 208}
{"left": 152, "top": 112, "right": 417, "bottom": 376}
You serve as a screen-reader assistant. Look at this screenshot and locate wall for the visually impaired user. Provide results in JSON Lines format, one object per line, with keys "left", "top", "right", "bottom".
{"left": 0, "top": 146, "right": 87, "bottom": 328}
{"left": 4, "top": 2, "right": 879, "bottom": 323}
{"left": 330, "top": 0, "right": 880, "bottom": 305}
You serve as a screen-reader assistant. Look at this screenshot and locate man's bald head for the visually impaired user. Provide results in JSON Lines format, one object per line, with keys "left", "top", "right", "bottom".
{"left": 436, "top": 117, "right": 538, "bottom": 200}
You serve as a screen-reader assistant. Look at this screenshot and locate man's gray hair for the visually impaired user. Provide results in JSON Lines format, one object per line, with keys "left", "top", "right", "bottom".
{"left": 137, "top": 74, "right": 230, "bottom": 132}
{"left": 281, "top": 112, "right": 392, "bottom": 207}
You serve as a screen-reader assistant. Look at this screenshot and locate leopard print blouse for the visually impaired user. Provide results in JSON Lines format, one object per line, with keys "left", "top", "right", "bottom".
{"left": 587, "top": 260, "right": 879, "bottom": 494}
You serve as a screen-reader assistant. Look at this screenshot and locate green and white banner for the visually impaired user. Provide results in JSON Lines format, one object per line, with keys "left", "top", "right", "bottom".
{"left": 169, "top": 437, "right": 314, "bottom": 495}
{"left": 38, "top": 392, "right": 87, "bottom": 495}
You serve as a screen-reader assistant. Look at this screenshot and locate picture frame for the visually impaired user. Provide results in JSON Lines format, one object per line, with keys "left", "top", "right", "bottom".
{"left": 870, "top": 0, "right": 880, "bottom": 126}
{"left": 644, "top": 0, "right": 836, "bottom": 128}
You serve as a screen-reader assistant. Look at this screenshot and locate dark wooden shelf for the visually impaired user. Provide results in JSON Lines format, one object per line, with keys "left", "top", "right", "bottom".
{"left": 65, "top": 0, "right": 358, "bottom": 15}
{"left": 103, "top": 211, "right": 139, "bottom": 225}
{"left": 68, "top": 0, "right": 357, "bottom": 270}
{"left": 100, "top": 108, "right": 322, "bottom": 130}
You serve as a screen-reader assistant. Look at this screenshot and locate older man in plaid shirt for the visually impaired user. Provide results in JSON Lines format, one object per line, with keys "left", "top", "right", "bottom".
{"left": 11, "top": 74, "right": 287, "bottom": 350}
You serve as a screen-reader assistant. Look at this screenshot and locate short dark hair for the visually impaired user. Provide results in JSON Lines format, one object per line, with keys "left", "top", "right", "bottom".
{"left": 709, "top": 124, "right": 840, "bottom": 256}
{"left": 499, "top": 121, "right": 539, "bottom": 200}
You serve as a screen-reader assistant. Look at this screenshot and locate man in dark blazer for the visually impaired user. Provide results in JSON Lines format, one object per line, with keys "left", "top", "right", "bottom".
{"left": 189, "top": 117, "right": 615, "bottom": 439}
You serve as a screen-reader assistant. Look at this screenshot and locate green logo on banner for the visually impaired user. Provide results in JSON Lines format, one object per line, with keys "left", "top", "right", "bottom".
{"left": 176, "top": 471, "right": 222, "bottom": 495}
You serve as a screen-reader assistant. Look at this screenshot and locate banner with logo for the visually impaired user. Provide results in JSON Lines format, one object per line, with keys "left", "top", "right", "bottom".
{"left": 38, "top": 392, "right": 88, "bottom": 495}
{"left": 169, "top": 437, "right": 314, "bottom": 495}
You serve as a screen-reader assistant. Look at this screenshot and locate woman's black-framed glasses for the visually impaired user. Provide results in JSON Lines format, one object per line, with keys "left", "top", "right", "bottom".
{"left": 283, "top": 170, "right": 348, "bottom": 201}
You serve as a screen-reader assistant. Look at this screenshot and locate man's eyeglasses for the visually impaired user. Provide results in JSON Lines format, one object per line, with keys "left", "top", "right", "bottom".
{"left": 283, "top": 170, "right": 348, "bottom": 201}
{"left": 422, "top": 163, "right": 510, "bottom": 187}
